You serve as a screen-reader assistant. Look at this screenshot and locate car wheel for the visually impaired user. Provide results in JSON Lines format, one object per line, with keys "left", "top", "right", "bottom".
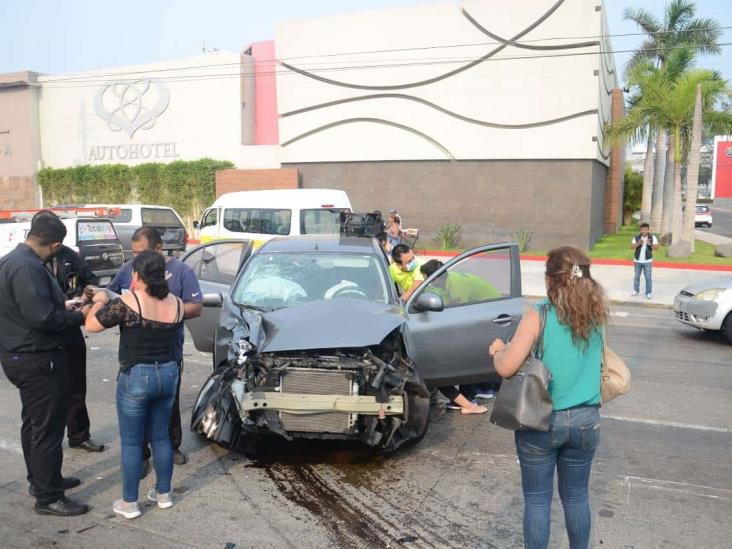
{"left": 723, "top": 313, "right": 732, "bottom": 345}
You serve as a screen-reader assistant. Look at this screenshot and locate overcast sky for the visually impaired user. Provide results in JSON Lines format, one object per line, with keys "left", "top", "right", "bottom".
{"left": 1, "top": 0, "right": 730, "bottom": 82}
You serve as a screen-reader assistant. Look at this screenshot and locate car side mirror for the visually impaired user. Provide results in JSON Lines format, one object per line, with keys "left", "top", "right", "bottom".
{"left": 193, "top": 220, "right": 199, "bottom": 229}
{"left": 412, "top": 292, "right": 444, "bottom": 313}
{"left": 202, "top": 292, "right": 223, "bottom": 307}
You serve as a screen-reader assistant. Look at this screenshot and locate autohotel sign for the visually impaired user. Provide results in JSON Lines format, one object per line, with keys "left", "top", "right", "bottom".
{"left": 89, "top": 79, "right": 179, "bottom": 162}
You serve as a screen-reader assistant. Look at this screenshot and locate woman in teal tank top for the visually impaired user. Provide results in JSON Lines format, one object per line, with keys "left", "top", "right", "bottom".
{"left": 489, "top": 247, "right": 609, "bottom": 549}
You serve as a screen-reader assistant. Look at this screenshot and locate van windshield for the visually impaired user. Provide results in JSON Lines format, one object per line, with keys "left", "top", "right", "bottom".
{"left": 300, "top": 208, "right": 349, "bottom": 235}
{"left": 77, "top": 220, "right": 118, "bottom": 243}
{"left": 223, "top": 208, "right": 291, "bottom": 236}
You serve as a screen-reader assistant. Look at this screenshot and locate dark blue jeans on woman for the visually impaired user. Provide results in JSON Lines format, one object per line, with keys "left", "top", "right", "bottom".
{"left": 116, "top": 361, "right": 179, "bottom": 502}
{"left": 514, "top": 405, "right": 600, "bottom": 549}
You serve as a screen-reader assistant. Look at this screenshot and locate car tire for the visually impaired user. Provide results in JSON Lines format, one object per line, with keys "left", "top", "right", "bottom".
{"left": 723, "top": 313, "right": 732, "bottom": 345}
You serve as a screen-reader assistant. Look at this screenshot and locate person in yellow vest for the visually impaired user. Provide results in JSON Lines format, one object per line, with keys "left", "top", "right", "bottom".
{"left": 388, "top": 244, "right": 424, "bottom": 301}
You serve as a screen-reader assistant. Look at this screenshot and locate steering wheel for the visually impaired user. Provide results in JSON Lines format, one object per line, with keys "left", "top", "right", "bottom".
{"left": 331, "top": 287, "right": 369, "bottom": 300}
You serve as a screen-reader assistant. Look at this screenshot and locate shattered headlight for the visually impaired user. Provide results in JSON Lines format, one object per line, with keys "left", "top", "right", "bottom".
{"left": 236, "top": 339, "right": 254, "bottom": 365}
{"left": 696, "top": 288, "right": 724, "bottom": 302}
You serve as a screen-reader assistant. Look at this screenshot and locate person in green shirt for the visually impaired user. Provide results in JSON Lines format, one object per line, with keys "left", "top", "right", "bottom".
{"left": 388, "top": 244, "right": 424, "bottom": 301}
{"left": 419, "top": 259, "right": 501, "bottom": 306}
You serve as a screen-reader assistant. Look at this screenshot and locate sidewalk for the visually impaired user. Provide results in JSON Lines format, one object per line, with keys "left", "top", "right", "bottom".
{"left": 421, "top": 253, "right": 729, "bottom": 308}
{"left": 519, "top": 259, "right": 727, "bottom": 307}
{"left": 695, "top": 229, "right": 732, "bottom": 246}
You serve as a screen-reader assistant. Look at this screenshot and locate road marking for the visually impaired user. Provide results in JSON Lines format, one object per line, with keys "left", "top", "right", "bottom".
{"left": 603, "top": 414, "right": 732, "bottom": 434}
{"left": 611, "top": 311, "right": 630, "bottom": 318}
{"left": 0, "top": 440, "right": 22, "bottom": 454}
{"left": 624, "top": 475, "right": 732, "bottom": 501}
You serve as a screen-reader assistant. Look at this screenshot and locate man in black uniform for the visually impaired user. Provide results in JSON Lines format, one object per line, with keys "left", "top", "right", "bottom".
{"left": 34, "top": 211, "right": 104, "bottom": 453}
{"left": 0, "top": 215, "right": 90, "bottom": 516}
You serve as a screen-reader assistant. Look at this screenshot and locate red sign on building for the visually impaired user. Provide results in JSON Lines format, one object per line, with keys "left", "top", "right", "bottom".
{"left": 714, "top": 139, "right": 732, "bottom": 198}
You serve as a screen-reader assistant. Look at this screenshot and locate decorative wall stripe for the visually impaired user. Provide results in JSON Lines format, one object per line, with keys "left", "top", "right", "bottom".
{"left": 282, "top": 93, "right": 598, "bottom": 129}
{"left": 460, "top": 7, "right": 599, "bottom": 51}
{"left": 279, "top": 0, "right": 567, "bottom": 91}
{"left": 281, "top": 117, "right": 456, "bottom": 160}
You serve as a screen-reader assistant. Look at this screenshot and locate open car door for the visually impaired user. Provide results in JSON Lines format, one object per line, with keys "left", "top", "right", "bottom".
{"left": 181, "top": 240, "right": 252, "bottom": 353}
{"left": 404, "top": 243, "right": 523, "bottom": 387}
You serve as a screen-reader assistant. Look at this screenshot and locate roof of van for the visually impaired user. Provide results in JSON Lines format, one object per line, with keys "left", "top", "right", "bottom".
{"left": 212, "top": 189, "right": 351, "bottom": 208}
{"left": 78, "top": 204, "right": 177, "bottom": 210}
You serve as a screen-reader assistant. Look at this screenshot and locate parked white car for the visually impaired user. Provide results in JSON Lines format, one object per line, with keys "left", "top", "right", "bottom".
{"left": 673, "top": 277, "right": 732, "bottom": 343}
{"left": 695, "top": 205, "right": 713, "bottom": 228}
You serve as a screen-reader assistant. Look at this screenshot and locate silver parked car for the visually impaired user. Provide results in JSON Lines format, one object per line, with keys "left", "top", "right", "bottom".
{"left": 180, "top": 236, "right": 523, "bottom": 453}
{"left": 673, "top": 277, "right": 732, "bottom": 343}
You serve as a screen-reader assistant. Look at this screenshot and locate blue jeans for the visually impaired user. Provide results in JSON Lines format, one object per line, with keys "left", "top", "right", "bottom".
{"left": 116, "top": 361, "right": 179, "bottom": 502}
{"left": 514, "top": 405, "right": 600, "bottom": 549}
{"left": 633, "top": 262, "right": 652, "bottom": 295}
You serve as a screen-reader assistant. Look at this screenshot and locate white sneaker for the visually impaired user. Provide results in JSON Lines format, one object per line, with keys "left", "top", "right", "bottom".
{"left": 113, "top": 499, "right": 141, "bottom": 519}
{"left": 631, "top": 292, "right": 639, "bottom": 297}
{"left": 474, "top": 391, "right": 495, "bottom": 400}
{"left": 148, "top": 489, "right": 174, "bottom": 509}
{"left": 646, "top": 294, "right": 652, "bottom": 300}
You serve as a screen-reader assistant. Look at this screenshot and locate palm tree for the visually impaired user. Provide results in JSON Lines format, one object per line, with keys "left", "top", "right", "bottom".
{"left": 623, "top": 0, "right": 721, "bottom": 231}
{"left": 682, "top": 80, "right": 732, "bottom": 248}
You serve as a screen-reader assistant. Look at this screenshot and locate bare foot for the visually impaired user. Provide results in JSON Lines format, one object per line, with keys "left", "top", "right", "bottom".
{"left": 461, "top": 404, "right": 488, "bottom": 415}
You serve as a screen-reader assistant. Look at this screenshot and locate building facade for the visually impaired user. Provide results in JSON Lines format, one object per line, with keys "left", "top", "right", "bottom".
{"left": 0, "top": 0, "right": 621, "bottom": 250}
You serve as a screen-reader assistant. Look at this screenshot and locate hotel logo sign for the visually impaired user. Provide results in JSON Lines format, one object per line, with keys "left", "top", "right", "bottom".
{"left": 89, "top": 79, "right": 179, "bottom": 163}
{"left": 94, "top": 80, "right": 170, "bottom": 138}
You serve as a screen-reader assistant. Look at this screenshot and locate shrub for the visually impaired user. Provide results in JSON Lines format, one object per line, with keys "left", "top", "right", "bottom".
{"left": 512, "top": 229, "right": 533, "bottom": 252}
{"left": 434, "top": 223, "right": 462, "bottom": 249}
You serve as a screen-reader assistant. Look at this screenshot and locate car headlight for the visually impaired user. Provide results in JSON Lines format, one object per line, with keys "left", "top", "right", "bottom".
{"left": 695, "top": 288, "right": 724, "bottom": 302}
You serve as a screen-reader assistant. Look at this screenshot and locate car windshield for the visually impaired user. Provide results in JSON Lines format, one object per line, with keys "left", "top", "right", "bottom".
{"left": 232, "top": 252, "right": 389, "bottom": 311}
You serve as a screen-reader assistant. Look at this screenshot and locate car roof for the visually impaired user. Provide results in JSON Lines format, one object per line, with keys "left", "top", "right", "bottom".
{"left": 257, "top": 235, "right": 382, "bottom": 255}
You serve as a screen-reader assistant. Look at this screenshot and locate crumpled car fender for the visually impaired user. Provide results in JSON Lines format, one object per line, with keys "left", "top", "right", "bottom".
{"left": 190, "top": 367, "right": 245, "bottom": 450}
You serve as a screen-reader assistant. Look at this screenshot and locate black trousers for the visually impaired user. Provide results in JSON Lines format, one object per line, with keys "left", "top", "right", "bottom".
{"left": 1, "top": 350, "right": 68, "bottom": 504}
{"left": 142, "top": 360, "right": 182, "bottom": 460}
{"left": 63, "top": 329, "right": 90, "bottom": 444}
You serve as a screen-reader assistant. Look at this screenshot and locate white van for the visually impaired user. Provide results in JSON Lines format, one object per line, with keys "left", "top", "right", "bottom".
{"left": 195, "top": 189, "right": 352, "bottom": 246}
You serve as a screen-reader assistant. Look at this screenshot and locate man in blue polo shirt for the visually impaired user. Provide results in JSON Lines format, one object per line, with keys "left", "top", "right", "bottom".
{"left": 107, "top": 226, "right": 202, "bottom": 470}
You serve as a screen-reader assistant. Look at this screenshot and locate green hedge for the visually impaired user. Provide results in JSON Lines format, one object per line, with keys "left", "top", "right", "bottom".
{"left": 37, "top": 158, "right": 234, "bottom": 224}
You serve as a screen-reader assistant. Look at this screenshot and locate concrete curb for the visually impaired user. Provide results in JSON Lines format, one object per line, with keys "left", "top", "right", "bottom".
{"left": 524, "top": 295, "right": 672, "bottom": 310}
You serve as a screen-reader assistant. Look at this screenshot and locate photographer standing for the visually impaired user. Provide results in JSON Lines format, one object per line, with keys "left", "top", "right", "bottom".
{"left": 630, "top": 223, "right": 659, "bottom": 300}
{"left": 0, "top": 215, "right": 90, "bottom": 516}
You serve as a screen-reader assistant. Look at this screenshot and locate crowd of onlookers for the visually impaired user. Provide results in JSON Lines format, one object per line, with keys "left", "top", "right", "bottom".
{"left": 1, "top": 208, "right": 609, "bottom": 548}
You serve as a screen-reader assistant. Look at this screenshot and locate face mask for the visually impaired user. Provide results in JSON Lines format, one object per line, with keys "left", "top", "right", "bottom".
{"left": 405, "top": 258, "right": 418, "bottom": 272}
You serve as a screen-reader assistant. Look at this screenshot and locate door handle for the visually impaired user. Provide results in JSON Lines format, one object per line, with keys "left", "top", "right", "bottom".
{"left": 492, "top": 314, "right": 515, "bottom": 325}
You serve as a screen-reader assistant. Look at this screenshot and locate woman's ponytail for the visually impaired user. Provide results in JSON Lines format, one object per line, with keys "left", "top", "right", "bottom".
{"left": 132, "top": 250, "right": 170, "bottom": 300}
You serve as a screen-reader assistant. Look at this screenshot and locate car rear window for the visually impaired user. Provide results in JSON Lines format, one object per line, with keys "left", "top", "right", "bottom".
{"left": 142, "top": 208, "right": 181, "bottom": 226}
{"left": 300, "top": 208, "right": 349, "bottom": 234}
{"left": 115, "top": 208, "right": 133, "bottom": 223}
{"left": 77, "top": 220, "right": 118, "bottom": 242}
{"left": 696, "top": 206, "right": 709, "bottom": 213}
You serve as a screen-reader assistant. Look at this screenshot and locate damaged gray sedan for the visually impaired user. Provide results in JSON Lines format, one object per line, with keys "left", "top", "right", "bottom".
{"left": 181, "top": 236, "right": 523, "bottom": 453}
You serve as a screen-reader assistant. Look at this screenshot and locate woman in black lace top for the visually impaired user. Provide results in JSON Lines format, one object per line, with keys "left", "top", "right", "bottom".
{"left": 86, "top": 251, "right": 183, "bottom": 519}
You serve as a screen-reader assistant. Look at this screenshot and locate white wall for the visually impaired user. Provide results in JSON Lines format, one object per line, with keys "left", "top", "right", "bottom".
{"left": 275, "top": 0, "right": 617, "bottom": 164}
{"left": 37, "top": 52, "right": 268, "bottom": 169}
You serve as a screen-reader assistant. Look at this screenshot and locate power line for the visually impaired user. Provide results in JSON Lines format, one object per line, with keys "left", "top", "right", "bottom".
{"left": 36, "top": 42, "right": 732, "bottom": 89}
{"left": 32, "top": 24, "right": 732, "bottom": 84}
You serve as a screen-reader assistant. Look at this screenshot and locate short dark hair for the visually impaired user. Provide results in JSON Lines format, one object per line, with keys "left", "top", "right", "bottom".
{"left": 420, "top": 259, "right": 443, "bottom": 278}
{"left": 28, "top": 215, "right": 67, "bottom": 246}
{"left": 640, "top": 222, "right": 650, "bottom": 229}
{"left": 31, "top": 209, "right": 59, "bottom": 223}
{"left": 391, "top": 243, "right": 412, "bottom": 263}
{"left": 131, "top": 226, "right": 163, "bottom": 249}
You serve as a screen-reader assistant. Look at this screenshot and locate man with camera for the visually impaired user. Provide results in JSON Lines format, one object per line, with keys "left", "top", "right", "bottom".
{"left": 630, "top": 222, "right": 659, "bottom": 300}
{"left": 0, "top": 215, "right": 91, "bottom": 516}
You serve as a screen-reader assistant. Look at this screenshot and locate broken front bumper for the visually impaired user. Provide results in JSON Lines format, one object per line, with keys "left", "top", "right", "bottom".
{"left": 240, "top": 392, "right": 404, "bottom": 416}
{"left": 673, "top": 294, "right": 720, "bottom": 329}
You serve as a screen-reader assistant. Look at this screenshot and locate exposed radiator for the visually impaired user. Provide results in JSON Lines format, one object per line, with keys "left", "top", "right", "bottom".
{"left": 279, "top": 368, "right": 354, "bottom": 433}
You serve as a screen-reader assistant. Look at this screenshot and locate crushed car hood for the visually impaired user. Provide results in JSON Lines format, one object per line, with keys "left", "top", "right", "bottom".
{"left": 247, "top": 298, "right": 406, "bottom": 353}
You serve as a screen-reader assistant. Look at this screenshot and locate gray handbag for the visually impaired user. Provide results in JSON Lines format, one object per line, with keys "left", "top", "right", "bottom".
{"left": 490, "top": 303, "right": 554, "bottom": 431}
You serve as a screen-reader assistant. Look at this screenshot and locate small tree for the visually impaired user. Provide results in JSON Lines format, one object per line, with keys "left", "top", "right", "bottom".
{"left": 623, "top": 165, "right": 644, "bottom": 225}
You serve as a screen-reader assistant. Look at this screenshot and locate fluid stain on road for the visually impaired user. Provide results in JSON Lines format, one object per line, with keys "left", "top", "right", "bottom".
{"left": 243, "top": 439, "right": 460, "bottom": 548}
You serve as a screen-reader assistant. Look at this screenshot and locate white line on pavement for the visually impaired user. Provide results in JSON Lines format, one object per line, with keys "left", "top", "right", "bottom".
{"left": 624, "top": 475, "right": 732, "bottom": 501}
{"left": 603, "top": 414, "right": 732, "bottom": 434}
{"left": 0, "top": 440, "right": 22, "bottom": 455}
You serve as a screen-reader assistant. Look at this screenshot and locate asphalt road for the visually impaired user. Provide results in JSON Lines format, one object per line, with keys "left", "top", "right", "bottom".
{"left": 699, "top": 202, "right": 732, "bottom": 238}
{"left": 0, "top": 305, "right": 731, "bottom": 548}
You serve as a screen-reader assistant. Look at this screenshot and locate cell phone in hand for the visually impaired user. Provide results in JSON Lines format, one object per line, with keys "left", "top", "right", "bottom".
{"left": 65, "top": 297, "right": 84, "bottom": 310}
